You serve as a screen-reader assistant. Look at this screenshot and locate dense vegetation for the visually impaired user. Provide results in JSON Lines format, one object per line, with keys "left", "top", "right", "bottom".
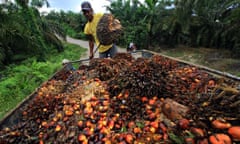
{"left": 110, "top": 0, "right": 240, "bottom": 57}
{"left": 46, "top": 0, "right": 240, "bottom": 56}
{"left": 44, "top": 10, "right": 86, "bottom": 39}
{"left": 1, "top": 0, "right": 240, "bottom": 67}
{"left": 0, "top": 0, "right": 239, "bottom": 118}
{"left": 0, "top": 0, "right": 67, "bottom": 67}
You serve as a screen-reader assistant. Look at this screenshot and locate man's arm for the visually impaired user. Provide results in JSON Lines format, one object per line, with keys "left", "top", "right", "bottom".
{"left": 87, "top": 35, "right": 94, "bottom": 59}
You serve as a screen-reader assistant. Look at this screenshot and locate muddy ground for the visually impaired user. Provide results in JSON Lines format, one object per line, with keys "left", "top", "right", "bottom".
{"left": 158, "top": 46, "right": 240, "bottom": 77}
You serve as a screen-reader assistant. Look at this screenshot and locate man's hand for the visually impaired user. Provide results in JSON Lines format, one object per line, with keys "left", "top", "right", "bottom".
{"left": 62, "top": 59, "right": 70, "bottom": 65}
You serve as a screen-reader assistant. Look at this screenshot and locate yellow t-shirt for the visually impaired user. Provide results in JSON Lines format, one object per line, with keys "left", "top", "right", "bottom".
{"left": 84, "top": 13, "right": 113, "bottom": 53}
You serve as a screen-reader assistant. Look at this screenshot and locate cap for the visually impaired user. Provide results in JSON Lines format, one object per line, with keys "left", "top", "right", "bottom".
{"left": 81, "top": 1, "right": 92, "bottom": 11}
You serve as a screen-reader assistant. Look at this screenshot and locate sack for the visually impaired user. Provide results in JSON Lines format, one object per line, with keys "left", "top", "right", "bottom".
{"left": 96, "top": 14, "right": 123, "bottom": 45}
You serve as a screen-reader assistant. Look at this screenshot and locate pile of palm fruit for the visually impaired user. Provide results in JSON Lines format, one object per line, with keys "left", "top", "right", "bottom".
{"left": 0, "top": 53, "right": 239, "bottom": 144}
{"left": 96, "top": 13, "right": 123, "bottom": 45}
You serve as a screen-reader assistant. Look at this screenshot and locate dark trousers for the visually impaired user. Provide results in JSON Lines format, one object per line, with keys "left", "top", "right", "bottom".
{"left": 99, "top": 44, "right": 117, "bottom": 58}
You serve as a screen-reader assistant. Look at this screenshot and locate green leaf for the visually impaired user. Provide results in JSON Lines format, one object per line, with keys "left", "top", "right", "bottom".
{"left": 120, "top": 126, "right": 127, "bottom": 132}
{"left": 168, "top": 132, "right": 184, "bottom": 144}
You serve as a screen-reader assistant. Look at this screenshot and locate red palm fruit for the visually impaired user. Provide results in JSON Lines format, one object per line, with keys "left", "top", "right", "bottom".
{"left": 85, "top": 102, "right": 92, "bottom": 108}
{"left": 55, "top": 124, "right": 61, "bottom": 132}
{"left": 108, "top": 120, "right": 115, "bottom": 129}
{"left": 77, "top": 120, "right": 84, "bottom": 128}
{"left": 82, "top": 140, "right": 88, "bottom": 144}
{"left": 84, "top": 107, "right": 93, "bottom": 114}
{"left": 148, "top": 113, "right": 156, "bottom": 120}
{"left": 83, "top": 127, "right": 94, "bottom": 136}
{"left": 149, "top": 126, "right": 156, "bottom": 133}
{"left": 91, "top": 101, "right": 98, "bottom": 107}
{"left": 112, "top": 115, "right": 118, "bottom": 121}
{"left": 124, "top": 91, "right": 129, "bottom": 98}
{"left": 102, "top": 100, "right": 109, "bottom": 106}
{"left": 104, "top": 139, "right": 112, "bottom": 144}
{"left": 159, "top": 123, "right": 167, "bottom": 132}
{"left": 133, "top": 127, "right": 142, "bottom": 134}
{"left": 150, "top": 121, "right": 159, "bottom": 129}
{"left": 97, "top": 122, "right": 104, "bottom": 130}
{"left": 141, "top": 96, "right": 148, "bottom": 102}
{"left": 153, "top": 134, "right": 163, "bottom": 141}
{"left": 149, "top": 99, "right": 156, "bottom": 105}
{"left": 100, "top": 127, "right": 110, "bottom": 135}
{"left": 117, "top": 93, "right": 123, "bottom": 99}
{"left": 57, "top": 112, "right": 63, "bottom": 119}
{"left": 128, "top": 121, "right": 135, "bottom": 128}
{"left": 52, "top": 117, "right": 58, "bottom": 122}
{"left": 103, "top": 94, "right": 109, "bottom": 99}
{"left": 163, "top": 133, "right": 168, "bottom": 140}
{"left": 125, "top": 134, "right": 134, "bottom": 144}
{"left": 81, "top": 75, "right": 86, "bottom": 80}
{"left": 145, "top": 104, "right": 152, "bottom": 110}
{"left": 146, "top": 136, "right": 151, "bottom": 142}
{"left": 190, "top": 127, "right": 205, "bottom": 137}
{"left": 228, "top": 126, "right": 240, "bottom": 141}
{"left": 63, "top": 116, "right": 69, "bottom": 122}
{"left": 22, "top": 111, "right": 27, "bottom": 116}
{"left": 99, "top": 119, "right": 107, "bottom": 126}
{"left": 90, "top": 95, "right": 98, "bottom": 101}
{"left": 211, "top": 119, "right": 231, "bottom": 129}
{"left": 49, "top": 121, "right": 55, "bottom": 127}
{"left": 145, "top": 120, "right": 150, "bottom": 126}
{"left": 115, "top": 124, "right": 121, "bottom": 129}
{"left": 41, "top": 121, "right": 48, "bottom": 128}
{"left": 185, "top": 137, "right": 195, "bottom": 144}
{"left": 208, "top": 80, "right": 215, "bottom": 87}
{"left": 178, "top": 118, "right": 190, "bottom": 129}
{"left": 78, "top": 134, "right": 87, "bottom": 142}
{"left": 65, "top": 110, "right": 73, "bottom": 116}
{"left": 86, "top": 120, "right": 92, "bottom": 127}
{"left": 73, "top": 104, "right": 80, "bottom": 110}
{"left": 209, "top": 134, "right": 231, "bottom": 144}
{"left": 38, "top": 132, "right": 44, "bottom": 139}
{"left": 146, "top": 109, "right": 152, "bottom": 114}
{"left": 144, "top": 126, "right": 150, "bottom": 132}
{"left": 39, "top": 140, "right": 44, "bottom": 144}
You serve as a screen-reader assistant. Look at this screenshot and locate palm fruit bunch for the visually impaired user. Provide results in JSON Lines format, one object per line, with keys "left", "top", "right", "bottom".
{"left": 96, "top": 13, "right": 123, "bottom": 45}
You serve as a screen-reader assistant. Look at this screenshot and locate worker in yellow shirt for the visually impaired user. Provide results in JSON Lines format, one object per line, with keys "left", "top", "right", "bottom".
{"left": 81, "top": 1, "right": 117, "bottom": 59}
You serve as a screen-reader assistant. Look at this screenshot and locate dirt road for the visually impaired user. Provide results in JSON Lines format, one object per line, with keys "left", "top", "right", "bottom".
{"left": 66, "top": 36, "right": 126, "bottom": 59}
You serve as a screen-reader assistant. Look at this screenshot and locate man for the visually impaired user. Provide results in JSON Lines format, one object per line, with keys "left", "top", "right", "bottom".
{"left": 81, "top": 1, "right": 117, "bottom": 59}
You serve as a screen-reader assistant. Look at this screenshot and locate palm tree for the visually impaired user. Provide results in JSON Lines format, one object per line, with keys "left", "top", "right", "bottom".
{"left": 140, "top": 0, "right": 160, "bottom": 48}
{"left": 0, "top": 2, "right": 35, "bottom": 66}
{"left": 30, "top": 0, "right": 49, "bottom": 8}
{"left": 108, "top": 0, "right": 176, "bottom": 49}
{"left": 0, "top": 0, "right": 67, "bottom": 67}
{"left": 174, "top": 0, "right": 240, "bottom": 54}
{"left": 15, "top": 0, "right": 48, "bottom": 61}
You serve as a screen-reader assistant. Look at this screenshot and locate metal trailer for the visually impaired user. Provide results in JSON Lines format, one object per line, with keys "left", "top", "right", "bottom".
{"left": 0, "top": 50, "right": 239, "bottom": 129}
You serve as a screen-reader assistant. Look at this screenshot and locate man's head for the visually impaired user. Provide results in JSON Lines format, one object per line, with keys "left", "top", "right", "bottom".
{"left": 81, "top": 1, "right": 93, "bottom": 21}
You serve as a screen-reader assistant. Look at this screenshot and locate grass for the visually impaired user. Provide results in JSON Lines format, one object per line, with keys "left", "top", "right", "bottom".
{"left": 0, "top": 42, "right": 87, "bottom": 119}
